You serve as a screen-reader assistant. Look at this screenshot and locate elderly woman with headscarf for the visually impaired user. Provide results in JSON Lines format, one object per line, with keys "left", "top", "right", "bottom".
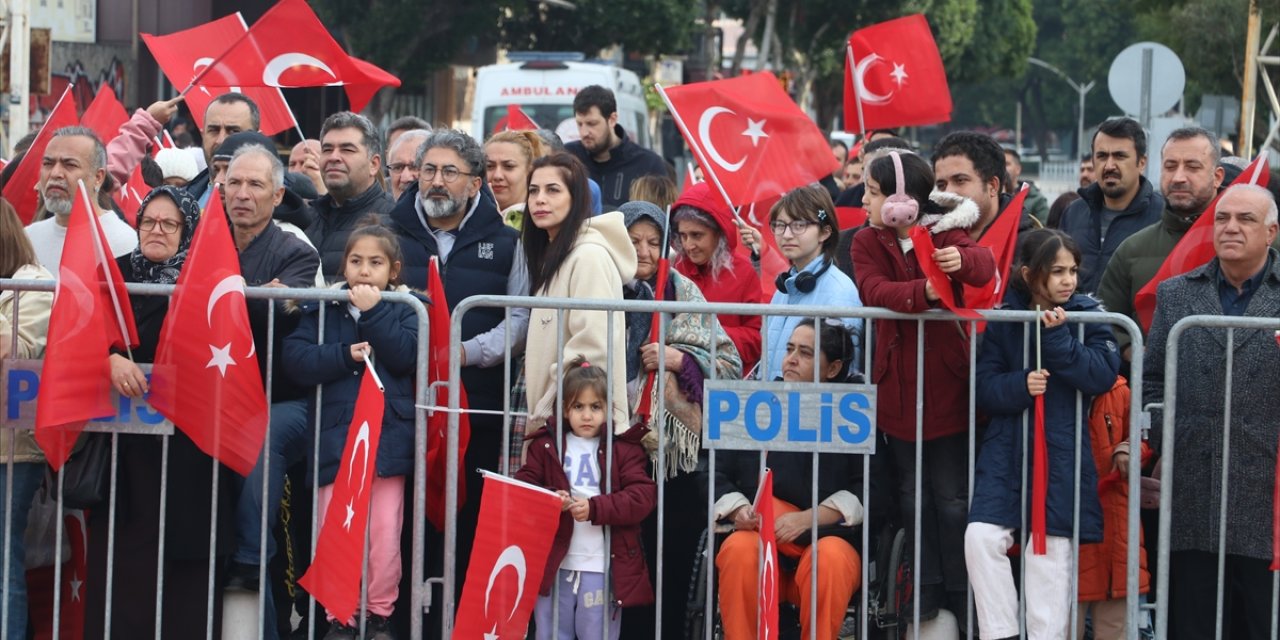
{"left": 85, "top": 186, "right": 236, "bottom": 639}
{"left": 618, "top": 199, "right": 743, "bottom": 640}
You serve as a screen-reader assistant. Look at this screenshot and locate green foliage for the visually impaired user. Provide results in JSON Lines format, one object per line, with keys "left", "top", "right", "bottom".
{"left": 499, "top": 0, "right": 698, "bottom": 56}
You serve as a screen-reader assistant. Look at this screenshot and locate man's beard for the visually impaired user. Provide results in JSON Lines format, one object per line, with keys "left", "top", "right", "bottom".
{"left": 584, "top": 134, "right": 611, "bottom": 156}
{"left": 419, "top": 187, "right": 466, "bottom": 219}
{"left": 1167, "top": 188, "right": 1215, "bottom": 218}
{"left": 43, "top": 192, "right": 72, "bottom": 217}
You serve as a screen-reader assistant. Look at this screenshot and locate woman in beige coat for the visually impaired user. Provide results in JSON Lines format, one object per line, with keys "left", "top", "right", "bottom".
{"left": 0, "top": 197, "right": 55, "bottom": 639}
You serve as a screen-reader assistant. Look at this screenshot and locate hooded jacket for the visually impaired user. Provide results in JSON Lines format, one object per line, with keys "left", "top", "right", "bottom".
{"left": 525, "top": 211, "right": 637, "bottom": 433}
{"left": 514, "top": 425, "right": 656, "bottom": 607}
{"left": 1058, "top": 176, "right": 1165, "bottom": 294}
{"left": 565, "top": 123, "right": 669, "bottom": 209}
{"left": 671, "top": 182, "right": 764, "bottom": 373}
{"left": 970, "top": 289, "right": 1118, "bottom": 542}
{"left": 851, "top": 191, "right": 996, "bottom": 441}
{"left": 306, "top": 183, "right": 395, "bottom": 282}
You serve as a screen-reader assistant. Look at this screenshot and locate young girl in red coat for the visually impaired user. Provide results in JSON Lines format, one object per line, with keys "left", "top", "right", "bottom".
{"left": 851, "top": 149, "right": 995, "bottom": 627}
{"left": 515, "top": 357, "right": 657, "bottom": 639}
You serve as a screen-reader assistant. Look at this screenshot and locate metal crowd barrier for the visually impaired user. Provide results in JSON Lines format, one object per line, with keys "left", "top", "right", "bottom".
{"left": 440, "top": 295, "right": 1150, "bottom": 640}
{"left": 1156, "top": 315, "right": 1280, "bottom": 640}
{"left": 0, "top": 279, "right": 430, "bottom": 640}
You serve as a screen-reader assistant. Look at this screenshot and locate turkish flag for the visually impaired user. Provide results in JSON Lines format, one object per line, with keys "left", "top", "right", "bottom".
{"left": 35, "top": 181, "right": 137, "bottom": 469}
{"left": 843, "top": 14, "right": 952, "bottom": 132}
{"left": 5, "top": 85, "right": 78, "bottom": 224}
{"left": 491, "top": 104, "right": 540, "bottom": 135}
{"left": 1031, "top": 395, "right": 1047, "bottom": 554}
{"left": 27, "top": 510, "right": 88, "bottom": 640}
{"left": 298, "top": 367, "right": 385, "bottom": 624}
{"left": 662, "top": 72, "right": 838, "bottom": 207}
{"left": 426, "top": 257, "right": 470, "bottom": 532}
{"left": 191, "top": 0, "right": 400, "bottom": 113}
{"left": 141, "top": 14, "right": 296, "bottom": 136}
{"left": 736, "top": 197, "right": 790, "bottom": 299}
{"left": 1134, "top": 155, "right": 1272, "bottom": 330}
{"left": 755, "top": 469, "right": 780, "bottom": 640}
{"left": 113, "top": 163, "right": 150, "bottom": 226}
{"left": 909, "top": 225, "right": 981, "bottom": 320}
{"left": 148, "top": 192, "right": 268, "bottom": 477}
{"left": 965, "top": 186, "right": 1029, "bottom": 319}
{"left": 454, "top": 472, "right": 563, "bottom": 639}
{"left": 79, "top": 82, "right": 129, "bottom": 148}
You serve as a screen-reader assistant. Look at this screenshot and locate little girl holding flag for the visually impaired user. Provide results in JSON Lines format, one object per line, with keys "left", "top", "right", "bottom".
{"left": 966, "top": 229, "right": 1119, "bottom": 638}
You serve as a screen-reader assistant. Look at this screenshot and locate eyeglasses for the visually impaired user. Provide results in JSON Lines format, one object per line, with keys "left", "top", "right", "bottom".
{"left": 139, "top": 217, "right": 181, "bottom": 234}
{"left": 387, "top": 163, "right": 417, "bottom": 175}
{"left": 420, "top": 164, "right": 472, "bottom": 183}
{"left": 770, "top": 219, "right": 813, "bottom": 236}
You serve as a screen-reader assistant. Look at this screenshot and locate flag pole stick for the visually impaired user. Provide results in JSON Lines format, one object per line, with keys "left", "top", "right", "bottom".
{"left": 654, "top": 83, "right": 747, "bottom": 225}
{"left": 846, "top": 45, "right": 868, "bottom": 139}
{"left": 232, "top": 11, "right": 311, "bottom": 148}
{"left": 79, "top": 179, "right": 134, "bottom": 361}
{"left": 361, "top": 348, "right": 384, "bottom": 391}
{"left": 1035, "top": 304, "right": 1042, "bottom": 372}
{"left": 1247, "top": 150, "right": 1268, "bottom": 184}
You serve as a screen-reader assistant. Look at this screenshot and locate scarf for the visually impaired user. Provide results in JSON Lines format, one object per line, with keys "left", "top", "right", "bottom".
{"left": 128, "top": 185, "right": 201, "bottom": 284}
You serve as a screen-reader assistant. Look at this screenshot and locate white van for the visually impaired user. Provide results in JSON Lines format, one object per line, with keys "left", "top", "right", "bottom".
{"left": 471, "top": 55, "right": 650, "bottom": 148}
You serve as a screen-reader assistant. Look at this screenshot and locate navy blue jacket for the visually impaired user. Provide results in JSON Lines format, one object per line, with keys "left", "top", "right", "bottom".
{"left": 969, "top": 291, "right": 1119, "bottom": 541}
{"left": 283, "top": 287, "right": 424, "bottom": 486}
{"left": 1058, "top": 177, "right": 1164, "bottom": 294}
{"left": 389, "top": 183, "right": 519, "bottom": 409}
{"left": 566, "top": 124, "right": 670, "bottom": 209}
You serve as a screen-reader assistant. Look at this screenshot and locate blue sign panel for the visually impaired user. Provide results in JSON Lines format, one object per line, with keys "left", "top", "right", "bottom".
{"left": 703, "top": 380, "right": 876, "bottom": 453}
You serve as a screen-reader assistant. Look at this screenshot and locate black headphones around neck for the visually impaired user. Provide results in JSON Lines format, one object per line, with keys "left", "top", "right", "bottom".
{"left": 775, "top": 259, "right": 832, "bottom": 294}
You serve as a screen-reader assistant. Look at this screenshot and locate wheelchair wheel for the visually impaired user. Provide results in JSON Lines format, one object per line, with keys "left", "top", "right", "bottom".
{"left": 685, "top": 528, "right": 724, "bottom": 640}
{"left": 883, "top": 527, "right": 911, "bottom": 630}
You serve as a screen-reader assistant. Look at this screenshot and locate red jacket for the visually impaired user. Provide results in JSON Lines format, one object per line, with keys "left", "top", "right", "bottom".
{"left": 513, "top": 427, "right": 657, "bottom": 607}
{"left": 851, "top": 195, "right": 994, "bottom": 441}
{"left": 672, "top": 182, "right": 763, "bottom": 372}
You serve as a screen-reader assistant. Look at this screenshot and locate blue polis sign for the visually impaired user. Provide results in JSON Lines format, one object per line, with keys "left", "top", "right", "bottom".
{"left": 3, "top": 360, "right": 173, "bottom": 435}
{"left": 703, "top": 380, "right": 877, "bottom": 454}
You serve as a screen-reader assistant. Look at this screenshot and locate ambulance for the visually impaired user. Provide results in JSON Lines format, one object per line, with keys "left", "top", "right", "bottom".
{"left": 470, "top": 53, "right": 651, "bottom": 148}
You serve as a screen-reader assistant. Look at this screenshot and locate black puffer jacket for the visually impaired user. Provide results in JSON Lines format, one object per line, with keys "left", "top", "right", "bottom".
{"left": 306, "top": 183, "right": 395, "bottom": 282}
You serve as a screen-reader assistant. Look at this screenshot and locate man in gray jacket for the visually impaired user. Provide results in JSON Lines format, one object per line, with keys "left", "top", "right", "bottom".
{"left": 1143, "top": 184, "right": 1279, "bottom": 639}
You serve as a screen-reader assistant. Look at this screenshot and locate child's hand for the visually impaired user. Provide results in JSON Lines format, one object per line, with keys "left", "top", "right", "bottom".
{"left": 924, "top": 279, "right": 940, "bottom": 302}
{"left": 932, "top": 246, "right": 962, "bottom": 273}
{"left": 349, "top": 341, "right": 370, "bottom": 362}
{"left": 736, "top": 218, "right": 761, "bottom": 254}
{"left": 556, "top": 490, "right": 572, "bottom": 511}
{"left": 1027, "top": 369, "right": 1049, "bottom": 396}
{"left": 1040, "top": 306, "right": 1067, "bottom": 329}
{"left": 568, "top": 497, "right": 591, "bottom": 522}
{"left": 349, "top": 284, "right": 382, "bottom": 312}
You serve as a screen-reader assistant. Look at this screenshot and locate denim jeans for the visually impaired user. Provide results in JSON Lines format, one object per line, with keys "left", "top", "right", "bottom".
{"left": 0, "top": 461, "right": 45, "bottom": 640}
{"left": 233, "top": 399, "right": 311, "bottom": 640}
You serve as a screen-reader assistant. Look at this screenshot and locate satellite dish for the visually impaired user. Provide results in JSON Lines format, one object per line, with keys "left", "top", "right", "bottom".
{"left": 1108, "top": 42, "right": 1185, "bottom": 118}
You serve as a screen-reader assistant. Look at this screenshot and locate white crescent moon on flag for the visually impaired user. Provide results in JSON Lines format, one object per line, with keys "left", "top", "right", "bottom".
{"left": 483, "top": 545, "right": 527, "bottom": 621}
{"left": 263, "top": 53, "right": 341, "bottom": 88}
{"left": 346, "top": 420, "right": 371, "bottom": 498}
{"left": 192, "top": 57, "right": 243, "bottom": 95}
{"left": 698, "top": 107, "right": 746, "bottom": 173}
{"left": 55, "top": 270, "right": 96, "bottom": 340}
{"left": 207, "top": 275, "right": 254, "bottom": 358}
{"left": 853, "top": 54, "right": 894, "bottom": 106}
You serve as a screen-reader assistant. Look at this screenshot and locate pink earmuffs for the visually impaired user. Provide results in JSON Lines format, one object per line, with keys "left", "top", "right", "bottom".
{"left": 881, "top": 151, "right": 919, "bottom": 228}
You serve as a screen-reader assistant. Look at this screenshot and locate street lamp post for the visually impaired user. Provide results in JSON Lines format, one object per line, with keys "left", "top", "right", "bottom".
{"left": 1028, "top": 57, "right": 1096, "bottom": 161}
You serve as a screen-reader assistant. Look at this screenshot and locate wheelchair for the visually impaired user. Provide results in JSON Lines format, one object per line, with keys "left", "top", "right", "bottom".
{"left": 684, "top": 519, "right": 911, "bottom": 640}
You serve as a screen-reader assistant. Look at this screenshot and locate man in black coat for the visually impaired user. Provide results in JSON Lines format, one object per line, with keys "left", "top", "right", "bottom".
{"left": 565, "top": 85, "right": 670, "bottom": 209}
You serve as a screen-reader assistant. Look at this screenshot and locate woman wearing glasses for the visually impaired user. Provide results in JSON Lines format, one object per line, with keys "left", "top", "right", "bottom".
{"left": 85, "top": 186, "right": 235, "bottom": 639}
{"left": 761, "top": 185, "right": 863, "bottom": 381}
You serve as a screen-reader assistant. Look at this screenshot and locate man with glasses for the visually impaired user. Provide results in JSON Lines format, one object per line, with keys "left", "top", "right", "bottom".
{"left": 385, "top": 128, "right": 430, "bottom": 202}
{"left": 306, "top": 111, "right": 395, "bottom": 283}
{"left": 389, "top": 129, "right": 528, "bottom": 626}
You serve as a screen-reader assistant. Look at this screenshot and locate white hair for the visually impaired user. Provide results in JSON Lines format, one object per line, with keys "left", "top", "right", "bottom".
{"left": 228, "top": 143, "right": 285, "bottom": 190}
{"left": 1220, "top": 183, "right": 1279, "bottom": 225}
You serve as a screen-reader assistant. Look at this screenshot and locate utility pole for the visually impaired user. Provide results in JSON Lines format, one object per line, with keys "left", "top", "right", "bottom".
{"left": 1240, "top": 0, "right": 1261, "bottom": 157}
{"left": 1028, "top": 57, "right": 1095, "bottom": 162}
{"left": 7, "top": 0, "right": 28, "bottom": 149}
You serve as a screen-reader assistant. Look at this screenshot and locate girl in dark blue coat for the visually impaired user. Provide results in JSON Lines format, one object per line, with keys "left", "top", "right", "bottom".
{"left": 965, "top": 229, "right": 1119, "bottom": 639}
{"left": 283, "top": 222, "right": 424, "bottom": 637}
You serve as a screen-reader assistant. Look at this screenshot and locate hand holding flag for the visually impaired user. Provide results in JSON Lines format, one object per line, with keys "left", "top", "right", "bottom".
{"left": 909, "top": 226, "right": 981, "bottom": 319}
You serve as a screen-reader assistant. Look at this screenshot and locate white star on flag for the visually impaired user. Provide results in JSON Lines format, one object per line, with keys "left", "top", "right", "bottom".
{"left": 70, "top": 573, "right": 83, "bottom": 601}
{"left": 343, "top": 499, "right": 356, "bottom": 531}
{"left": 742, "top": 118, "right": 768, "bottom": 146}
{"left": 206, "top": 343, "right": 236, "bottom": 375}
{"left": 484, "top": 626, "right": 500, "bottom": 640}
{"left": 890, "top": 62, "right": 908, "bottom": 87}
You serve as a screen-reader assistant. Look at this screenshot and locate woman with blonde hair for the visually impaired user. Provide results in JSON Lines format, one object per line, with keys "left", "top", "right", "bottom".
{"left": 485, "top": 129, "right": 546, "bottom": 228}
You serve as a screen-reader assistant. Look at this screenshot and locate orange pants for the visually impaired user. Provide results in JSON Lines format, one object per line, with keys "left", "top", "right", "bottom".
{"left": 715, "top": 530, "right": 861, "bottom": 640}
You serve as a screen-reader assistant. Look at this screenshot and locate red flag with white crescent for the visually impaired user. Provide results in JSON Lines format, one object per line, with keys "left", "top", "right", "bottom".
{"left": 140, "top": 14, "right": 296, "bottom": 135}
{"left": 454, "top": 472, "right": 562, "bottom": 639}
{"left": 113, "top": 163, "right": 150, "bottom": 227}
{"left": 188, "top": 0, "right": 400, "bottom": 113}
{"left": 426, "top": 256, "right": 470, "bottom": 531}
{"left": 35, "top": 181, "right": 136, "bottom": 469}
{"left": 661, "top": 72, "right": 838, "bottom": 208}
{"left": 148, "top": 191, "right": 268, "bottom": 476}
{"left": 843, "top": 14, "right": 952, "bottom": 132}
{"left": 298, "top": 367, "right": 385, "bottom": 624}
{"left": 755, "top": 469, "right": 779, "bottom": 640}
{"left": 4, "top": 84, "right": 78, "bottom": 224}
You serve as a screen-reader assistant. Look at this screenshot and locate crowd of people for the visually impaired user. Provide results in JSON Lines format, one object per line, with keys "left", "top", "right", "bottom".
{"left": 0, "top": 80, "right": 1279, "bottom": 640}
